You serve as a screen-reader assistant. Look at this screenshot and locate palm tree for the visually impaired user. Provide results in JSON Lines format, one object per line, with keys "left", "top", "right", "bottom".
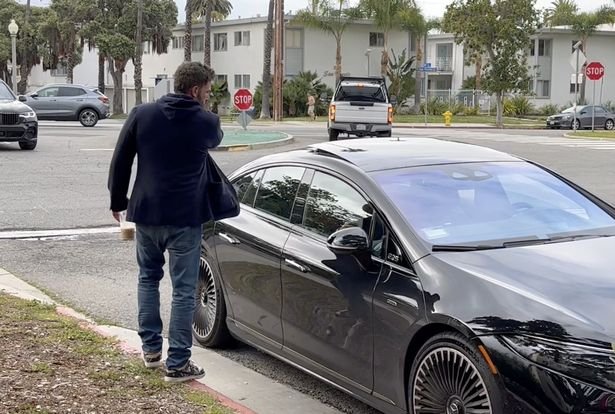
{"left": 360, "top": 0, "right": 415, "bottom": 76}
{"left": 184, "top": 0, "right": 193, "bottom": 61}
{"left": 296, "top": 0, "right": 363, "bottom": 85}
{"left": 193, "top": 0, "right": 233, "bottom": 66}
{"left": 260, "top": 0, "right": 274, "bottom": 119}
{"left": 544, "top": 0, "right": 578, "bottom": 26}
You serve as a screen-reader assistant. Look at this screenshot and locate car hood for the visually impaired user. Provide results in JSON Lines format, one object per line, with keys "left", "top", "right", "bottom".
{"left": 0, "top": 99, "right": 32, "bottom": 113}
{"left": 418, "top": 236, "right": 615, "bottom": 347}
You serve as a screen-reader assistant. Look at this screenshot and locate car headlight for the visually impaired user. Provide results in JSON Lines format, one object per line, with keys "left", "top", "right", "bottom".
{"left": 19, "top": 111, "right": 37, "bottom": 122}
{"left": 501, "top": 335, "right": 615, "bottom": 391}
{"left": 563, "top": 114, "right": 572, "bottom": 120}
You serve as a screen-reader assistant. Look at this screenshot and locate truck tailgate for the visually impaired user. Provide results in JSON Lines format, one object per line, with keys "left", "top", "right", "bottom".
{"left": 334, "top": 102, "right": 389, "bottom": 124}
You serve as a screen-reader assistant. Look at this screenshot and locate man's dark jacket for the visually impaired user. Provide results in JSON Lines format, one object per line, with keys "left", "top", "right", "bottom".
{"left": 108, "top": 94, "right": 224, "bottom": 227}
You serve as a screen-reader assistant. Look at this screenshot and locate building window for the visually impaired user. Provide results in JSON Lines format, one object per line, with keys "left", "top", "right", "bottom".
{"left": 215, "top": 74, "right": 228, "bottom": 85}
{"left": 214, "top": 33, "right": 228, "bottom": 51}
{"left": 410, "top": 32, "right": 416, "bottom": 53}
{"left": 570, "top": 73, "right": 582, "bottom": 93}
{"left": 536, "top": 39, "right": 551, "bottom": 57}
{"left": 234, "top": 31, "right": 250, "bottom": 46}
{"left": 51, "top": 62, "right": 68, "bottom": 77}
{"left": 369, "top": 32, "right": 385, "bottom": 47}
{"left": 234, "top": 74, "right": 251, "bottom": 89}
{"left": 286, "top": 28, "right": 302, "bottom": 48}
{"left": 142, "top": 41, "right": 151, "bottom": 54}
{"left": 536, "top": 80, "right": 550, "bottom": 98}
{"left": 172, "top": 36, "right": 184, "bottom": 49}
{"left": 192, "top": 35, "right": 204, "bottom": 52}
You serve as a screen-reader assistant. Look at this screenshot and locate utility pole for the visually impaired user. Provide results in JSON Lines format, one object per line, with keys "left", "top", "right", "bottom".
{"left": 273, "top": 0, "right": 284, "bottom": 121}
{"left": 135, "top": 0, "right": 144, "bottom": 105}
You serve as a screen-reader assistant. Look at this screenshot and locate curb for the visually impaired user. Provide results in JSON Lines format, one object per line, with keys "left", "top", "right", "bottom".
{"left": 213, "top": 133, "right": 294, "bottom": 152}
{"left": 0, "top": 268, "right": 255, "bottom": 414}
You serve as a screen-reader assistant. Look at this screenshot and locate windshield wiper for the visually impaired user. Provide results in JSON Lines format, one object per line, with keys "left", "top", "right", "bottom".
{"left": 503, "top": 234, "right": 613, "bottom": 248}
{"left": 431, "top": 244, "right": 504, "bottom": 252}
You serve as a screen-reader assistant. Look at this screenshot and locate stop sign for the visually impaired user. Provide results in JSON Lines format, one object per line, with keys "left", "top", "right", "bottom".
{"left": 234, "top": 88, "right": 253, "bottom": 111}
{"left": 586, "top": 62, "right": 605, "bottom": 81}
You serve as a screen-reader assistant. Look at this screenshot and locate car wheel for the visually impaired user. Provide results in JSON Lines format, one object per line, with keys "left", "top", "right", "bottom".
{"left": 329, "top": 129, "right": 339, "bottom": 141}
{"left": 572, "top": 119, "right": 581, "bottom": 130}
{"left": 382, "top": 131, "right": 392, "bottom": 137}
{"left": 192, "top": 255, "right": 233, "bottom": 348}
{"left": 19, "top": 140, "right": 37, "bottom": 150}
{"left": 79, "top": 109, "right": 99, "bottom": 127}
{"left": 605, "top": 119, "right": 614, "bottom": 130}
{"left": 409, "top": 332, "right": 503, "bottom": 414}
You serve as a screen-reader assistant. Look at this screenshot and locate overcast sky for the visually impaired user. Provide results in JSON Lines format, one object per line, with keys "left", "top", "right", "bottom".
{"left": 174, "top": 0, "right": 604, "bottom": 21}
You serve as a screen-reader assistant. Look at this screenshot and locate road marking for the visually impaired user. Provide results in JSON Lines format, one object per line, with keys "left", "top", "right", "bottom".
{"left": 0, "top": 227, "right": 119, "bottom": 240}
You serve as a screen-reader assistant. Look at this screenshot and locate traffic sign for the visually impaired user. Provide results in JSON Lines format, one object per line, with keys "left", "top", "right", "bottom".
{"left": 586, "top": 61, "right": 605, "bottom": 81}
{"left": 569, "top": 50, "right": 587, "bottom": 70}
{"left": 234, "top": 88, "right": 253, "bottom": 111}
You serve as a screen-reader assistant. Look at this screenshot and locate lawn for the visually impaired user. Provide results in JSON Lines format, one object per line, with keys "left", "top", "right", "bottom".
{"left": 570, "top": 131, "right": 615, "bottom": 139}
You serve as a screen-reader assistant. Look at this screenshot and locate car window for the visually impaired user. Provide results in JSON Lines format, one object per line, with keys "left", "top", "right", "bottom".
{"left": 595, "top": 107, "right": 606, "bottom": 114}
{"left": 232, "top": 172, "right": 256, "bottom": 203}
{"left": 373, "top": 162, "right": 615, "bottom": 246}
{"left": 371, "top": 213, "right": 386, "bottom": 259}
{"left": 37, "top": 87, "right": 59, "bottom": 98}
{"left": 302, "top": 172, "right": 372, "bottom": 237}
{"left": 0, "top": 82, "right": 14, "bottom": 99}
{"left": 59, "top": 87, "right": 86, "bottom": 97}
{"left": 241, "top": 169, "right": 264, "bottom": 207}
{"left": 254, "top": 167, "right": 305, "bottom": 221}
{"left": 335, "top": 84, "right": 386, "bottom": 103}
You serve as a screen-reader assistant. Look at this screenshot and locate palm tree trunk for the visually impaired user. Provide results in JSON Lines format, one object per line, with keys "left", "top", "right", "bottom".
{"left": 66, "top": 52, "right": 75, "bottom": 84}
{"left": 108, "top": 57, "right": 125, "bottom": 115}
{"left": 414, "top": 34, "right": 423, "bottom": 110}
{"left": 134, "top": 0, "right": 144, "bottom": 105}
{"left": 335, "top": 37, "right": 342, "bottom": 85}
{"left": 579, "top": 38, "right": 588, "bottom": 104}
{"left": 18, "top": 0, "right": 31, "bottom": 94}
{"left": 98, "top": 53, "right": 105, "bottom": 93}
{"left": 381, "top": 31, "right": 389, "bottom": 76}
{"left": 260, "top": 0, "right": 274, "bottom": 119}
{"left": 184, "top": 0, "right": 193, "bottom": 61}
{"left": 204, "top": 0, "right": 213, "bottom": 67}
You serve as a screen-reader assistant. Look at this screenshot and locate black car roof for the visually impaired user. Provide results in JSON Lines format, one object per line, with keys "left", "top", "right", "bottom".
{"left": 304, "top": 137, "right": 521, "bottom": 172}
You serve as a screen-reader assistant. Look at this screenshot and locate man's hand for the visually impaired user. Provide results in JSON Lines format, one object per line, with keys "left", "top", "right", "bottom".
{"left": 112, "top": 211, "right": 122, "bottom": 222}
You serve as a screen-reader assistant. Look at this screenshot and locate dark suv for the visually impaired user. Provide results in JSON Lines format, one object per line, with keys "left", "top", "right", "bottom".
{"left": 0, "top": 80, "right": 38, "bottom": 150}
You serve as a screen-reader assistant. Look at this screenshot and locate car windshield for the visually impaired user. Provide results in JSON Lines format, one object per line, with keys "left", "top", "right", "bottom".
{"left": 562, "top": 106, "right": 585, "bottom": 113}
{"left": 336, "top": 84, "right": 386, "bottom": 103}
{"left": 372, "top": 162, "right": 615, "bottom": 247}
{"left": 0, "top": 82, "right": 15, "bottom": 100}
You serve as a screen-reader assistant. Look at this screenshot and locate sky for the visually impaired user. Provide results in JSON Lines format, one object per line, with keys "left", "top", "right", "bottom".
{"left": 173, "top": 0, "right": 603, "bottom": 21}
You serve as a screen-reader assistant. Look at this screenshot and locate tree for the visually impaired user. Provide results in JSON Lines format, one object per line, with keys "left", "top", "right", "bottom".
{"left": 543, "top": 0, "right": 578, "bottom": 26}
{"left": 295, "top": 0, "right": 363, "bottom": 85}
{"left": 443, "top": 0, "right": 539, "bottom": 127}
{"left": 360, "top": 0, "right": 415, "bottom": 76}
{"left": 260, "top": 0, "right": 274, "bottom": 119}
{"left": 184, "top": 0, "right": 193, "bottom": 61}
{"left": 135, "top": 0, "right": 143, "bottom": 104}
{"left": 386, "top": 48, "right": 415, "bottom": 111}
{"left": 192, "top": 0, "right": 232, "bottom": 66}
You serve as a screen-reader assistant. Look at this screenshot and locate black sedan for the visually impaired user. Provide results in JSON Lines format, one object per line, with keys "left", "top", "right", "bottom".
{"left": 193, "top": 138, "right": 615, "bottom": 414}
{"left": 0, "top": 80, "right": 38, "bottom": 150}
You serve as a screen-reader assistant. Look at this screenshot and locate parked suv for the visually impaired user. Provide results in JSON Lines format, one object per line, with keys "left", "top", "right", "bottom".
{"left": 327, "top": 76, "right": 394, "bottom": 141}
{"left": 21, "top": 84, "right": 110, "bottom": 127}
{"left": 0, "top": 80, "right": 38, "bottom": 150}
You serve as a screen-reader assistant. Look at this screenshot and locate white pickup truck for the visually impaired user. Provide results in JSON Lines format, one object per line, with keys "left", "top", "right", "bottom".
{"left": 327, "top": 76, "right": 394, "bottom": 141}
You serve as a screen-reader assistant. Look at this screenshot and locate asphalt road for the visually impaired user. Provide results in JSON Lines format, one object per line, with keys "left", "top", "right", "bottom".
{"left": 1, "top": 120, "right": 614, "bottom": 414}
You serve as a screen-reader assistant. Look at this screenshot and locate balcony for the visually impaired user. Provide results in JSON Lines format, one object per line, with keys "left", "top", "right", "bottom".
{"left": 435, "top": 57, "right": 453, "bottom": 72}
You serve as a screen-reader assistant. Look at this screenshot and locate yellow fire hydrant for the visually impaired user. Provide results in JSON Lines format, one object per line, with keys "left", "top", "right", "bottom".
{"left": 443, "top": 111, "right": 453, "bottom": 127}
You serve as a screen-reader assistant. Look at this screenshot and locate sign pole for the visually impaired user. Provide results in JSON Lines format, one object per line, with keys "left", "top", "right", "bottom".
{"left": 424, "top": 72, "right": 428, "bottom": 126}
{"left": 574, "top": 48, "right": 579, "bottom": 132}
{"left": 592, "top": 79, "right": 596, "bottom": 132}
{"left": 600, "top": 77, "right": 604, "bottom": 106}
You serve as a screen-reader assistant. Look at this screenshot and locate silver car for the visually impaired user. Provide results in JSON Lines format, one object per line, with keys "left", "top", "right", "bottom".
{"left": 546, "top": 105, "right": 615, "bottom": 130}
{"left": 20, "top": 84, "right": 111, "bottom": 127}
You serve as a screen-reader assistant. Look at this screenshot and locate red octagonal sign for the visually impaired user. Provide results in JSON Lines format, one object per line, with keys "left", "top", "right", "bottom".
{"left": 234, "top": 88, "right": 253, "bottom": 111}
{"left": 586, "top": 62, "right": 605, "bottom": 81}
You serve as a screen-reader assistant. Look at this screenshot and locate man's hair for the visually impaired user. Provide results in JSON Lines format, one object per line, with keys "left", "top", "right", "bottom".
{"left": 173, "top": 62, "right": 215, "bottom": 94}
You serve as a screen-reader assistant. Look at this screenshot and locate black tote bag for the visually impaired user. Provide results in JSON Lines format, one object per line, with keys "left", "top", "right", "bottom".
{"left": 205, "top": 154, "right": 240, "bottom": 221}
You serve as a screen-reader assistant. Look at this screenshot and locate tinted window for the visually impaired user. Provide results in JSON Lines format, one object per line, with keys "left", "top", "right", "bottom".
{"left": 59, "top": 87, "right": 86, "bottom": 97}
{"left": 242, "top": 169, "right": 264, "bottom": 207}
{"left": 254, "top": 167, "right": 305, "bottom": 220}
{"left": 373, "top": 162, "right": 615, "bottom": 246}
{"left": 0, "top": 82, "right": 14, "bottom": 99}
{"left": 37, "top": 87, "right": 60, "bottom": 97}
{"left": 232, "top": 172, "right": 256, "bottom": 203}
{"left": 336, "top": 85, "right": 386, "bottom": 103}
{"left": 303, "top": 172, "right": 372, "bottom": 237}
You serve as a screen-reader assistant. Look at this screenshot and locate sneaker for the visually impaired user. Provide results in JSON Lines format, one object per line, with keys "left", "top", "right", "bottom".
{"left": 164, "top": 360, "right": 205, "bottom": 383}
{"left": 142, "top": 351, "right": 163, "bottom": 369}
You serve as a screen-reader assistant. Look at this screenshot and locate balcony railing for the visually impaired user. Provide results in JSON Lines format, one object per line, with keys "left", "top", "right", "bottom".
{"left": 435, "top": 57, "right": 453, "bottom": 72}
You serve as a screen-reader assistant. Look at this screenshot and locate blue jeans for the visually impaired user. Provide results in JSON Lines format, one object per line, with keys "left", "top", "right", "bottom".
{"left": 136, "top": 225, "right": 202, "bottom": 370}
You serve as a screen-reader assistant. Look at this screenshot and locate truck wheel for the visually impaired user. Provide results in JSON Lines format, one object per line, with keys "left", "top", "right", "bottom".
{"left": 328, "top": 129, "right": 339, "bottom": 141}
{"left": 19, "top": 140, "right": 37, "bottom": 150}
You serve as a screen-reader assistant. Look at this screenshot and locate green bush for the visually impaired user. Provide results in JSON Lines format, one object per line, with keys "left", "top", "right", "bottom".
{"left": 503, "top": 99, "right": 517, "bottom": 116}
{"left": 539, "top": 104, "right": 560, "bottom": 116}
{"left": 463, "top": 106, "right": 480, "bottom": 116}
{"left": 447, "top": 102, "right": 466, "bottom": 115}
{"left": 420, "top": 97, "right": 448, "bottom": 115}
{"left": 509, "top": 95, "right": 535, "bottom": 116}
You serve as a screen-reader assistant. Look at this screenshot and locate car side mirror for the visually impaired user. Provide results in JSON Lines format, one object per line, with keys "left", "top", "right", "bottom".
{"left": 18, "top": 95, "right": 27, "bottom": 102}
{"left": 30, "top": 93, "right": 38, "bottom": 98}
{"left": 327, "top": 227, "right": 369, "bottom": 255}
{"left": 580, "top": 111, "right": 586, "bottom": 115}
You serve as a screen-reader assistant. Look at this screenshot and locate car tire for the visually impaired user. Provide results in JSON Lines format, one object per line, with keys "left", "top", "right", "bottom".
{"left": 328, "top": 129, "right": 339, "bottom": 141}
{"left": 572, "top": 119, "right": 581, "bottom": 130}
{"left": 605, "top": 119, "right": 614, "bottom": 130}
{"left": 19, "top": 140, "right": 37, "bottom": 150}
{"left": 409, "top": 332, "right": 504, "bottom": 414}
{"left": 382, "top": 131, "right": 392, "bottom": 137}
{"left": 79, "top": 109, "right": 99, "bottom": 127}
{"left": 192, "top": 254, "right": 233, "bottom": 348}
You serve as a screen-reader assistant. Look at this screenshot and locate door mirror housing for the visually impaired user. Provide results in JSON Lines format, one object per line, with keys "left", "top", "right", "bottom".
{"left": 18, "top": 95, "right": 27, "bottom": 102}
{"left": 30, "top": 93, "right": 38, "bottom": 98}
{"left": 327, "top": 227, "right": 369, "bottom": 255}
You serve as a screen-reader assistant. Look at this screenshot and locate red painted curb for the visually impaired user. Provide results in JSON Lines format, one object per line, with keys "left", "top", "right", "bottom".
{"left": 55, "top": 305, "right": 255, "bottom": 414}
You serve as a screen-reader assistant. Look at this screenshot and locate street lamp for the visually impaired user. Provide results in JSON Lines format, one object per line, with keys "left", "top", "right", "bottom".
{"left": 8, "top": 19, "right": 19, "bottom": 93}
{"left": 365, "top": 48, "right": 372, "bottom": 76}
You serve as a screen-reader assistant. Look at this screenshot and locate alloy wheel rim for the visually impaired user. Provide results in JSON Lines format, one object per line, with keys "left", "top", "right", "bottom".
{"left": 192, "top": 258, "right": 217, "bottom": 339}
{"left": 81, "top": 111, "right": 96, "bottom": 126}
{"left": 606, "top": 120, "right": 614, "bottom": 130}
{"left": 413, "top": 347, "right": 492, "bottom": 414}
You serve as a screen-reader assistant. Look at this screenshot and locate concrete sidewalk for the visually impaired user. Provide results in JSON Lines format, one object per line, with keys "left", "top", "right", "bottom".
{"left": 0, "top": 268, "right": 341, "bottom": 414}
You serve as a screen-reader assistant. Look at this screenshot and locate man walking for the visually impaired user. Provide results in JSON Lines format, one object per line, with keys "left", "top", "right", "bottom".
{"left": 307, "top": 92, "right": 316, "bottom": 121}
{"left": 108, "top": 62, "right": 223, "bottom": 383}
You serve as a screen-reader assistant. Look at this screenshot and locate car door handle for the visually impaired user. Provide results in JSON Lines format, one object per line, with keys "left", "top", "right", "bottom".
{"left": 284, "top": 258, "right": 310, "bottom": 273}
{"left": 218, "top": 232, "right": 240, "bottom": 245}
